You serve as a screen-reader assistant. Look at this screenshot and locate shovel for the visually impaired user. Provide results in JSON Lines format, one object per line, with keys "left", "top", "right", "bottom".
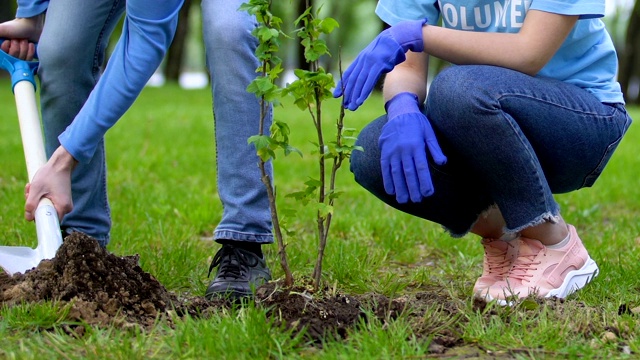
{"left": 0, "top": 43, "right": 63, "bottom": 275}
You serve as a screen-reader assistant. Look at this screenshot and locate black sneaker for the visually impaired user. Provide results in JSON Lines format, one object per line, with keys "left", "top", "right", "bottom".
{"left": 205, "top": 244, "right": 271, "bottom": 300}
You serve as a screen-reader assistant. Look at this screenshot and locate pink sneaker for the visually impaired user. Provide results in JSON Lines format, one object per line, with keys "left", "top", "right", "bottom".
{"left": 473, "top": 238, "right": 519, "bottom": 296}
{"left": 485, "top": 225, "right": 599, "bottom": 304}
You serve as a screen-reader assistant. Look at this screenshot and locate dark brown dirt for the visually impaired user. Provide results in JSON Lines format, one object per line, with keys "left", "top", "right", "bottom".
{"left": 0, "top": 233, "right": 227, "bottom": 330}
{"left": 0, "top": 232, "right": 596, "bottom": 358}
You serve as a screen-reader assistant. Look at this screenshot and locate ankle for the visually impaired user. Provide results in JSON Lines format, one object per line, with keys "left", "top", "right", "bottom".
{"left": 539, "top": 225, "right": 570, "bottom": 246}
{"left": 545, "top": 231, "right": 571, "bottom": 249}
{"left": 521, "top": 223, "right": 569, "bottom": 246}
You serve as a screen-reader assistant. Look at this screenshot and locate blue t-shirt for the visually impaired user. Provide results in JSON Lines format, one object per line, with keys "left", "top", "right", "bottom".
{"left": 375, "top": 0, "right": 623, "bottom": 104}
{"left": 17, "top": 0, "right": 183, "bottom": 163}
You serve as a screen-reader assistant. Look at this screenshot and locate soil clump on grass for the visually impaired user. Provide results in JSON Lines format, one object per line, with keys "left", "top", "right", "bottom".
{"left": 0, "top": 232, "right": 183, "bottom": 329}
{"left": 0, "top": 233, "right": 462, "bottom": 349}
{"left": 0, "top": 232, "right": 587, "bottom": 358}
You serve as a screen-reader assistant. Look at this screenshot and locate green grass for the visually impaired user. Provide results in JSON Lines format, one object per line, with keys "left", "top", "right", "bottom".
{"left": 1, "top": 77, "right": 639, "bottom": 358}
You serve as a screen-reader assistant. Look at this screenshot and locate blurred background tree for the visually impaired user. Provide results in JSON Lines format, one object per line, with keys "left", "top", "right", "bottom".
{"left": 159, "top": 0, "right": 639, "bottom": 103}
{"left": 164, "top": 0, "right": 194, "bottom": 82}
{"left": 0, "top": 0, "right": 16, "bottom": 78}
{"left": 1, "top": 0, "right": 637, "bottom": 102}
{"left": 153, "top": 0, "right": 382, "bottom": 86}
{"left": 0, "top": 0, "right": 14, "bottom": 22}
{"left": 615, "top": 0, "right": 640, "bottom": 104}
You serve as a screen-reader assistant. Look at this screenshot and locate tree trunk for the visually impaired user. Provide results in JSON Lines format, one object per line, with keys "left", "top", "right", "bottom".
{"left": 294, "top": 0, "right": 312, "bottom": 71}
{"left": 0, "top": 0, "right": 14, "bottom": 22}
{"left": 0, "top": 0, "right": 16, "bottom": 78}
{"left": 618, "top": 0, "right": 640, "bottom": 104}
{"left": 164, "top": 0, "right": 193, "bottom": 83}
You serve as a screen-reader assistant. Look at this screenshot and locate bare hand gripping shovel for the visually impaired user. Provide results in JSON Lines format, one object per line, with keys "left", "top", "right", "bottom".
{"left": 0, "top": 44, "right": 63, "bottom": 275}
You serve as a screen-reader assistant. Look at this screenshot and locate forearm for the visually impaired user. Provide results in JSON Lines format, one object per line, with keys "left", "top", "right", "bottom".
{"left": 422, "top": 11, "right": 578, "bottom": 76}
{"left": 383, "top": 51, "right": 429, "bottom": 103}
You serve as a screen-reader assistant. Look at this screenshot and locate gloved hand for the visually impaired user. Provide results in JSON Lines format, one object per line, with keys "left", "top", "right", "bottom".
{"left": 333, "top": 18, "right": 427, "bottom": 111}
{"left": 379, "top": 92, "right": 446, "bottom": 203}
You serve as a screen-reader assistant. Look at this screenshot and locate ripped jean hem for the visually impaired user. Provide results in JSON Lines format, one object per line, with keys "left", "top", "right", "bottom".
{"left": 504, "top": 211, "right": 561, "bottom": 235}
{"left": 442, "top": 207, "right": 560, "bottom": 239}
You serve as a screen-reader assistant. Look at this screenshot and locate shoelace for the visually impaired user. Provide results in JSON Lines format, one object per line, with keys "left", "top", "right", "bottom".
{"left": 485, "top": 242, "right": 517, "bottom": 276}
{"left": 208, "top": 245, "right": 259, "bottom": 279}
{"left": 507, "top": 251, "right": 543, "bottom": 282}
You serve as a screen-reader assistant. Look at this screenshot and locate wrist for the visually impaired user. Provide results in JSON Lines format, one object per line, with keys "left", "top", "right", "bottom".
{"left": 49, "top": 146, "right": 78, "bottom": 172}
{"left": 385, "top": 92, "right": 423, "bottom": 118}
{"left": 31, "top": 14, "right": 44, "bottom": 31}
{"left": 391, "top": 18, "right": 427, "bottom": 53}
{"left": 17, "top": 14, "right": 44, "bottom": 28}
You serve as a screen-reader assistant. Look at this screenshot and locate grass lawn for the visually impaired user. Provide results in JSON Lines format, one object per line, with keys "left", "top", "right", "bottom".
{"left": 1, "top": 77, "right": 639, "bottom": 359}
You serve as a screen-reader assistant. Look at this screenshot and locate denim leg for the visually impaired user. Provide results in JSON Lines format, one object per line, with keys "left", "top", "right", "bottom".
{"left": 202, "top": 0, "right": 274, "bottom": 244}
{"left": 351, "top": 65, "right": 631, "bottom": 237}
{"left": 37, "top": 0, "right": 125, "bottom": 246}
{"left": 428, "top": 65, "right": 631, "bottom": 234}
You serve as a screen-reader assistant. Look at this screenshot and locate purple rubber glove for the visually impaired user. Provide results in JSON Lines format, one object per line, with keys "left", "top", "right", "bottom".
{"left": 379, "top": 92, "right": 447, "bottom": 203}
{"left": 334, "top": 18, "right": 427, "bottom": 111}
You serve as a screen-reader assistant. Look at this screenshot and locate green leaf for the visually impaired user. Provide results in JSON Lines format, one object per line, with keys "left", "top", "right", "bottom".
{"left": 315, "top": 202, "right": 334, "bottom": 217}
{"left": 255, "top": 77, "right": 275, "bottom": 93}
{"left": 319, "top": 18, "right": 339, "bottom": 34}
{"left": 286, "top": 191, "right": 309, "bottom": 201}
{"left": 256, "top": 27, "right": 278, "bottom": 41}
{"left": 257, "top": 147, "right": 275, "bottom": 162}
{"left": 304, "top": 178, "right": 322, "bottom": 188}
{"left": 247, "top": 135, "right": 272, "bottom": 149}
{"left": 284, "top": 145, "right": 303, "bottom": 157}
{"left": 279, "top": 208, "right": 297, "bottom": 218}
{"left": 294, "top": 7, "right": 312, "bottom": 26}
{"left": 326, "top": 191, "right": 344, "bottom": 201}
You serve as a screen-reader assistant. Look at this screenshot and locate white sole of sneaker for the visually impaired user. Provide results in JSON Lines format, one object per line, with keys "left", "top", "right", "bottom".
{"left": 545, "top": 257, "right": 599, "bottom": 299}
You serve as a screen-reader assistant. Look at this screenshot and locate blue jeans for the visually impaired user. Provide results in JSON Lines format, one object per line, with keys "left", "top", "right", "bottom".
{"left": 202, "top": 0, "right": 273, "bottom": 244}
{"left": 38, "top": 0, "right": 273, "bottom": 246}
{"left": 350, "top": 65, "right": 632, "bottom": 237}
{"left": 38, "top": 0, "right": 126, "bottom": 246}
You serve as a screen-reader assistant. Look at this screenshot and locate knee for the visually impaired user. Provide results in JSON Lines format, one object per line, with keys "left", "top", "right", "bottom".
{"left": 428, "top": 66, "right": 482, "bottom": 110}
{"left": 37, "top": 40, "right": 85, "bottom": 75}
{"left": 202, "top": 4, "right": 256, "bottom": 49}
{"left": 427, "top": 66, "right": 498, "bottom": 129}
{"left": 429, "top": 66, "right": 475, "bottom": 96}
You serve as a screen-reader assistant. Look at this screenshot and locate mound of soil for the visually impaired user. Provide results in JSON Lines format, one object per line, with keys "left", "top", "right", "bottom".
{"left": 0, "top": 232, "right": 180, "bottom": 329}
{"left": 0, "top": 232, "right": 469, "bottom": 354}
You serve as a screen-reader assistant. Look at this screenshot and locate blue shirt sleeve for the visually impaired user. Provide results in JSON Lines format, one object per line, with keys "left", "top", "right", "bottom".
{"left": 376, "top": 0, "right": 440, "bottom": 26}
{"left": 530, "top": 0, "right": 606, "bottom": 19}
{"left": 16, "top": 0, "right": 49, "bottom": 17}
{"left": 58, "top": 0, "right": 183, "bottom": 163}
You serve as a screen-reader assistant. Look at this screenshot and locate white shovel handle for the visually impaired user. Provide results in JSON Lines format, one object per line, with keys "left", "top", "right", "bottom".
{"left": 14, "top": 81, "right": 47, "bottom": 182}
{"left": 14, "top": 80, "right": 63, "bottom": 259}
